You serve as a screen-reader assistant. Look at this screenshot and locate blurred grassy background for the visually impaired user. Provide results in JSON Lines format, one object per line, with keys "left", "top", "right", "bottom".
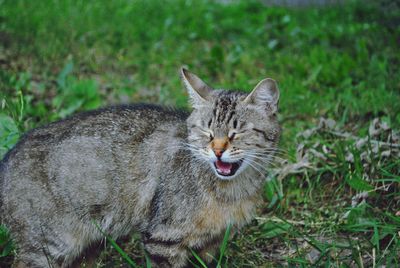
{"left": 0, "top": 0, "right": 399, "bottom": 266}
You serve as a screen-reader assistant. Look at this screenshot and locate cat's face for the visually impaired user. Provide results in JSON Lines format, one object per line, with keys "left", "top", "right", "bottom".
{"left": 181, "top": 68, "right": 281, "bottom": 180}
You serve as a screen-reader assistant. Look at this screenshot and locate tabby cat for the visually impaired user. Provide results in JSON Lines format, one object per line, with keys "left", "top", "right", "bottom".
{"left": 0, "top": 68, "right": 281, "bottom": 267}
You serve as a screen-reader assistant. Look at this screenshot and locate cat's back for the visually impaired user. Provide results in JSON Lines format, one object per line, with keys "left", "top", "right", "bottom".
{"left": 1, "top": 103, "right": 187, "bottom": 166}
{"left": 0, "top": 104, "right": 188, "bottom": 215}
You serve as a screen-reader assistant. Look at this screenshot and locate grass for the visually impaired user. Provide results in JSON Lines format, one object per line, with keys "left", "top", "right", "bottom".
{"left": 189, "top": 223, "right": 232, "bottom": 268}
{"left": 1, "top": 0, "right": 399, "bottom": 266}
{"left": 93, "top": 221, "right": 139, "bottom": 268}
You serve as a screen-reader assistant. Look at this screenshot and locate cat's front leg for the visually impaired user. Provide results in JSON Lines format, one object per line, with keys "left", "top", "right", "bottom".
{"left": 142, "top": 231, "right": 188, "bottom": 268}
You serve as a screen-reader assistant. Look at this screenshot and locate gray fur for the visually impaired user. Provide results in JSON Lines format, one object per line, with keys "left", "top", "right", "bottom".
{"left": 0, "top": 69, "right": 281, "bottom": 267}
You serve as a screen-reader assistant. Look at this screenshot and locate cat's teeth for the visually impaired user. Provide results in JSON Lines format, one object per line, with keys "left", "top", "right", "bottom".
{"left": 215, "top": 160, "right": 232, "bottom": 175}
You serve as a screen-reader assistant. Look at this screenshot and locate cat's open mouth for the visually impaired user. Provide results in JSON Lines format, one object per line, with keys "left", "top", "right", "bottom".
{"left": 214, "top": 160, "right": 243, "bottom": 177}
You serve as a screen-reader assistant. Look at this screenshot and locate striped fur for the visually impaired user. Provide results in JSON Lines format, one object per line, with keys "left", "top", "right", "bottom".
{"left": 0, "top": 69, "right": 280, "bottom": 267}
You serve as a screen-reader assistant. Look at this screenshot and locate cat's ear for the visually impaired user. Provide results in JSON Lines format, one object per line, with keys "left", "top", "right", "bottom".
{"left": 180, "top": 68, "right": 212, "bottom": 107}
{"left": 244, "top": 78, "right": 280, "bottom": 114}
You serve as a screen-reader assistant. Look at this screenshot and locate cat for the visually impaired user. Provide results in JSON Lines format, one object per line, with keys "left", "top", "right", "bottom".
{"left": 0, "top": 68, "right": 281, "bottom": 268}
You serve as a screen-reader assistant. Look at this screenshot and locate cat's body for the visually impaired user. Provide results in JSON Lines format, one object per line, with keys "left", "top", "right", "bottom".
{"left": 0, "top": 69, "right": 281, "bottom": 267}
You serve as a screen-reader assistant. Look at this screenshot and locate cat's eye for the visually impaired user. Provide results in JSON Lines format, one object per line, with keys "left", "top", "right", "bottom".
{"left": 233, "top": 119, "right": 238, "bottom": 129}
{"left": 209, "top": 133, "right": 214, "bottom": 141}
{"left": 229, "top": 132, "right": 236, "bottom": 141}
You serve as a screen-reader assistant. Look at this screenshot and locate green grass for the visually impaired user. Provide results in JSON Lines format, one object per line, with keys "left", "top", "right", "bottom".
{"left": 1, "top": 0, "right": 399, "bottom": 267}
{"left": 190, "top": 224, "right": 232, "bottom": 268}
{"left": 93, "top": 221, "right": 139, "bottom": 267}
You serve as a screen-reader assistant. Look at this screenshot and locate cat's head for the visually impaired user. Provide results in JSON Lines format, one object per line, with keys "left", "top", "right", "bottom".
{"left": 181, "top": 68, "right": 281, "bottom": 180}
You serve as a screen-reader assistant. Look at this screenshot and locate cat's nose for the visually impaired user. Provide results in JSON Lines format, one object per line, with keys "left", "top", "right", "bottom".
{"left": 211, "top": 137, "right": 228, "bottom": 159}
{"left": 214, "top": 149, "right": 224, "bottom": 158}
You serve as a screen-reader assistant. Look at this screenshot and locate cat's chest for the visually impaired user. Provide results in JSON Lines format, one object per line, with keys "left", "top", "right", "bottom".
{"left": 184, "top": 196, "right": 259, "bottom": 247}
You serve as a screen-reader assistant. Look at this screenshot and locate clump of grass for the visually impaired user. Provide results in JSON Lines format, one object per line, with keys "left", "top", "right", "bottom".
{"left": 190, "top": 223, "right": 232, "bottom": 268}
{"left": 93, "top": 221, "right": 139, "bottom": 267}
{"left": 0, "top": 225, "right": 13, "bottom": 265}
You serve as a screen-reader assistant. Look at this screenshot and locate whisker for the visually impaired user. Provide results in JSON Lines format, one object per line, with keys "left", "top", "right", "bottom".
{"left": 250, "top": 150, "right": 288, "bottom": 158}
{"left": 245, "top": 155, "right": 281, "bottom": 169}
{"left": 255, "top": 147, "right": 288, "bottom": 154}
{"left": 243, "top": 159, "right": 264, "bottom": 175}
{"left": 246, "top": 152, "right": 287, "bottom": 163}
{"left": 244, "top": 151, "right": 282, "bottom": 161}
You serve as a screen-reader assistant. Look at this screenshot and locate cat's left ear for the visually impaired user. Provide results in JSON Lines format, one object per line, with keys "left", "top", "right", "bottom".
{"left": 180, "top": 68, "right": 212, "bottom": 108}
{"left": 244, "top": 78, "right": 280, "bottom": 114}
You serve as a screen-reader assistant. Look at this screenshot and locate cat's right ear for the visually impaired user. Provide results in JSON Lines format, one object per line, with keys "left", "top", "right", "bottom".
{"left": 180, "top": 68, "right": 212, "bottom": 108}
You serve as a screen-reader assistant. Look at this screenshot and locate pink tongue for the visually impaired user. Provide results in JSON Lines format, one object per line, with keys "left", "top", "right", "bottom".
{"left": 216, "top": 160, "right": 232, "bottom": 175}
